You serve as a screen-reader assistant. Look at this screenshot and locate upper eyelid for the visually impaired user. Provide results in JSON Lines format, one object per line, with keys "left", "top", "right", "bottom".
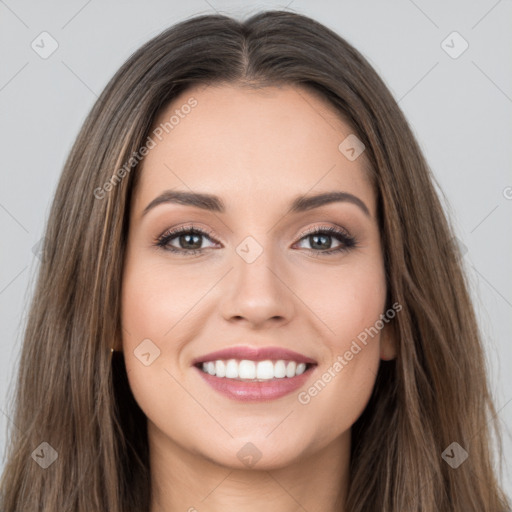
{"left": 159, "top": 224, "right": 353, "bottom": 245}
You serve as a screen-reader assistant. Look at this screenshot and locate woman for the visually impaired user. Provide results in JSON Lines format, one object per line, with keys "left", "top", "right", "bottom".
{"left": 1, "top": 10, "right": 509, "bottom": 512}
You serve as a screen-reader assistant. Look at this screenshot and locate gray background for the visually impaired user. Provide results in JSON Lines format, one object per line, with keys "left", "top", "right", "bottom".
{"left": 1, "top": 0, "right": 511, "bottom": 500}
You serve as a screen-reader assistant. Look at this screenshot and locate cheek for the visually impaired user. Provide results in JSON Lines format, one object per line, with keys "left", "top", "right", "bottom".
{"left": 292, "top": 258, "right": 386, "bottom": 424}
{"left": 121, "top": 256, "right": 212, "bottom": 347}
{"left": 298, "top": 262, "right": 386, "bottom": 430}
{"left": 295, "top": 256, "right": 387, "bottom": 354}
{"left": 120, "top": 254, "right": 218, "bottom": 419}
{"left": 120, "top": 258, "right": 203, "bottom": 438}
{"left": 335, "top": 270, "right": 386, "bottom": 354}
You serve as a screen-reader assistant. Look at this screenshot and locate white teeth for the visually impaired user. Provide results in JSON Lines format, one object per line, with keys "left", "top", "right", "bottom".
{"left": 215, "top": 360, "right": 226, "bottom": 378}
{"left": 274, "top": 360, "right": 286, "bottom": 378}
{"left": 296, "top": 362, "right": 306, "bottom": 375}
{"left": 239, "top": 360, "right": 256, "bottom": 379}
{"left": 285, "top": 361, "right": 296, "bottom": 378}
{"left": 256, "top": 360, "right": 274, "bottom": 379}
{"left": 225, "top": 359, "right": 238, "bottom": 379}
{"left": 200, "top": 359, "right": 310, "bottom": 380}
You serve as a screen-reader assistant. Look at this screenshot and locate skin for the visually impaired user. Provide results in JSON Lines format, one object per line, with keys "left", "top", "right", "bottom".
{"left": 120, "top": 83, "right": 396, "bottom": 512}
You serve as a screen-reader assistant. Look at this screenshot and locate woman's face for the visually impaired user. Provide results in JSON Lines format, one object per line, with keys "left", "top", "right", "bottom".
{"left": 121, "top": 83, "right": 395, "bottom": 469}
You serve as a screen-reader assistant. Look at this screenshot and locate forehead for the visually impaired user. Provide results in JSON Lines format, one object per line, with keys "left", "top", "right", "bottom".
{"left": 134, "top": 83, "right": 375, "bottom": 217}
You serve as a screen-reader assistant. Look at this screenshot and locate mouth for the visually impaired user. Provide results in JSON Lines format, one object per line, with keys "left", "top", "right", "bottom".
{"left": 194, "top": 359, "right": 316, "bottom": 381}
{"left": 191, "top": 346, "right": 318, "bottom": 402}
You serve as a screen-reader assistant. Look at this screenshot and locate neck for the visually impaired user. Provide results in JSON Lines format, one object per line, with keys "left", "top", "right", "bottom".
{"left": 148, "top": 421, "right": 350, "bottom": 512}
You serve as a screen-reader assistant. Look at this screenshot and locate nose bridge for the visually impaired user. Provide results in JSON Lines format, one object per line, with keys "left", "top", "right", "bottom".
{"left": 219, "top": 233, "right": 294, "bottom": 325}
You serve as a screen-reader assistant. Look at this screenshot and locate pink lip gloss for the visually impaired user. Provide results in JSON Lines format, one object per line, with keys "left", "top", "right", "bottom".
{"left": 194, "top": 364, "right": 315, "bottom": 402}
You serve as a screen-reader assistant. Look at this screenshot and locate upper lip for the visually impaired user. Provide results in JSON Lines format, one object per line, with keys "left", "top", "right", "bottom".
{"left": 191, "top": 346, "right": 317, "bottom": 366}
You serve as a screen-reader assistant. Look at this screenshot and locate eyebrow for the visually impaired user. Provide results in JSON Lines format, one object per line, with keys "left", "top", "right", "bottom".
{"left": 142, "top": 190, "right": 371, "bottom": 218}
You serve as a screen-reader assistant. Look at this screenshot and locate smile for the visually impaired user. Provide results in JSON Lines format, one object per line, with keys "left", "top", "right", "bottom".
{"left": 194, "top": 359, "right": 317, "bottom": 401}
{"left": 197, "top": 359, "right": 312, "bottom": 381}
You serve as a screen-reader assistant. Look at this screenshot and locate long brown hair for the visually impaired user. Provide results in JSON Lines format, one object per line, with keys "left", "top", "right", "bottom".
{"left": 1, "top": 10, "right": 509, "bottom": 511}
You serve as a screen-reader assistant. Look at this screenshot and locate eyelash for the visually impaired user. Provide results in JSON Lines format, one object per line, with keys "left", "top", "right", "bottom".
{"left": 154, "top": 224, "right": 358, "bottom": 257}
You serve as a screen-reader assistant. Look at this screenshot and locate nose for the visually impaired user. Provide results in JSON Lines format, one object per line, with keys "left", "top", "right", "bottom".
{"left": 218, "top": 239, "right": 295, "bottom": 329}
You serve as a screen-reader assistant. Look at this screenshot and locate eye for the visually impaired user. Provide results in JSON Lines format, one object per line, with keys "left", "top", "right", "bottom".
{"left": 154, "top": 224, "right": 358, "bottom": 257}
{"left": 294, "top": 225, "right": 357, "bottom": 256}
{"left": 155, "top": 225, "right": 219, "bottom": 255}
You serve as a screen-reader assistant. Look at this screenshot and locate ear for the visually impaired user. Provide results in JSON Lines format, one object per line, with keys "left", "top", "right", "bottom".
{"left": 379, "top": 321, "right": 397, "bottom": 361}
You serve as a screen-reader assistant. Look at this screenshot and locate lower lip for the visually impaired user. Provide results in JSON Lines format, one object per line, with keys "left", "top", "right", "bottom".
{"left": 194, "top": 365, "right": 316, "bottom": 402}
